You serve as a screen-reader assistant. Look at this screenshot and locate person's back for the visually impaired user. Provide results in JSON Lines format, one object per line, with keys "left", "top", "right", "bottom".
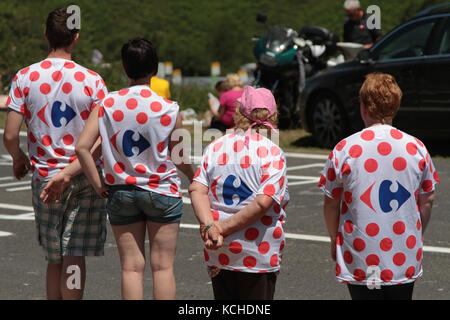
{"left": 8, "top": 59, "right": 106, "bottom": 181}
{"left": 99, "top": 85, "right": 181, "bottom": 196}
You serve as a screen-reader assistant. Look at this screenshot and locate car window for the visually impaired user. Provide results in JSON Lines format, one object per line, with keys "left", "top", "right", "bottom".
{"left": 438, "top": 19, "right": 450, "bottom": 54}
{"left": 375, "top": 19, "right": 436, "bottom": 61}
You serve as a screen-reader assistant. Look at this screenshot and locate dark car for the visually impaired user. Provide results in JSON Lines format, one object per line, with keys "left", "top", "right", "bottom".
{"left": 300, "top": 3, "right": 450, "bottom": 148}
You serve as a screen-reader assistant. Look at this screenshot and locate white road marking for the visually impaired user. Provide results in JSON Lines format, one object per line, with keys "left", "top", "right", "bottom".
{"left": 288, "top": 179, "right": 320, "bottom": 186}
{"left": 0, "top": 129, "right": 28, "bottom": 137}
{"left": 286, "top": 163, "right": 324, "bottom": 171}
{"left": 0, "top": 212, "right": 34, "bottom": 220}
{"left": 6, "top": 186, "right": 32, "bottom": 192}
{"left": 0, "top": 203, "right": 33, "bottom": 211}
{"left": 284, "top": 152, "right": 328, "bottom": 160}
{"left": 0, "top": 231, "right": 14, "bottom": 237}
{"left": 0, "top": 181, "right": 30, "bottom": 188}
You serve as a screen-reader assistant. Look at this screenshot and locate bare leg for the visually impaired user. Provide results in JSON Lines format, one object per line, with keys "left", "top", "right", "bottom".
{"left": 147, "top": 221, "right": 180, "bottom": 300}
{"left": 112, "top": 222, "right": 147, "bottom": 300}
{"left": 61, "top": 256, "right": 86, "bottom": 300}
{"left": 46, "top": 262, "right": 62, "bottom": 300}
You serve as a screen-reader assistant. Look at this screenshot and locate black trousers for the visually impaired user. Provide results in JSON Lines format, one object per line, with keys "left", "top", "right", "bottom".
{"left": 347, "top": 282, "right": 415, "bottom": 300}
{"left": 211, "top": 270, "right": 277, "bottom": 300}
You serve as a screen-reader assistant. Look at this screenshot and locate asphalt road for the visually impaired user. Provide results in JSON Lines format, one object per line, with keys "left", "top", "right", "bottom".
{"left": 0, "top": 132, "right": 449, "bottom": 300}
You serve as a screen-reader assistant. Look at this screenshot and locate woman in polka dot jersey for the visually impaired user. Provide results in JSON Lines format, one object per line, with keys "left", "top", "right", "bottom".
{"left": 76, "top": 39, "right": 194, "bottom": 300}
{"left": 319, "top": 73, "right": 439, "bottom": 300}
{"left": 189, "top": 86, "right": 289, "bottom": 300}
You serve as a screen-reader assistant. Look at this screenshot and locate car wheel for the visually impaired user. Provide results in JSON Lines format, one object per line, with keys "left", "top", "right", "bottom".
{"left": 310, "top": 94, "right": 346, "bottom": 148}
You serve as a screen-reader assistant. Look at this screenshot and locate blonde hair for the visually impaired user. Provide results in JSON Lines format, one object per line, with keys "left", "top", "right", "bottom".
{"left": 359, "top": 72, "right": 402, "bottom": 123}
{"left": 225, "top": 73, "right": 242, "bottom": 89}
{"left": 233, "top": 104, "right": 278, "bottom": 133}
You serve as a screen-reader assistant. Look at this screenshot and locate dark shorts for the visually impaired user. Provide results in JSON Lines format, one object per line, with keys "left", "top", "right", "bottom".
{"left": 106, "top": 185, "right": 183, "bottom": 226}
{"left": 347, "top": 282, "right": 415, "bottom": 300}
{"left": 211, "top": 269, "right": 277, "bottom": 300}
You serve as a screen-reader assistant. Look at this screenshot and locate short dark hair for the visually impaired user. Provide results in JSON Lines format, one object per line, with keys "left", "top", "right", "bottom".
{"left": 121, "top": 38, "right": 158, "bottom": 80}
{"left": 45, "top": 8, "right": 79, "bottom": 50}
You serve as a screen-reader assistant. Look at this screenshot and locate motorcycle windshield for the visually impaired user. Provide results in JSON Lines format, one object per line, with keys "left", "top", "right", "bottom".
{"left": 265, "top": 27, "right": 294, "bottom": 54}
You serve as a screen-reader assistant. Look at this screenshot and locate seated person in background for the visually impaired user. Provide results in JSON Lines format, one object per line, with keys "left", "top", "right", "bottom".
{"left": 205, "top": 80, "right": 228, "bottom": 127}
{"left": 343, "top": 0, "right": 382, "bottom": 49}
{"left": 151, "top": 76, "right": 171, "bottom": 99}
{"left": 210, "top": 74, "right": 243, "bottom": 131}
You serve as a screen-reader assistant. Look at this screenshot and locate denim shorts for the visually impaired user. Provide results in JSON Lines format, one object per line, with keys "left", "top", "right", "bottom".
{"left": 106, "top": 185, "right": 183, "bottom": 226}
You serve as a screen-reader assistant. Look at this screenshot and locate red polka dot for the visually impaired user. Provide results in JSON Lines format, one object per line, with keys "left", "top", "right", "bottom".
{"left": 150, "top": 101, "right": 162, "bottom": 112}
{"left": 257, "top": 146, "right": 269, "bottom": 158}
{"left": 97, "top": 90, "right": 105, "bottom": 100}
{"left": 416, "top": 248, "right": 422, "bottom": 261}
{"left": 344, "top": 220, "right": 354, "bottom": 234}
{"left": 118, "top": 88, "right": 129, "bottom": 96}
{"left": 258, "top": 242, "right": 270, "bottom": 254}
{"left": 344, "top": 251, "right": 353, "bottom": 264}
{"left": 280, "top": 241, "right": 285, "bottom": 252}
{"left": 136, "top": 112, "right": 148, "bottom": 124}
{"left": 170, "top": 183, "right": 178, "bottom": 194}
{"left": 103, "top": 97, "right": 114, "bottom": 108}
{"left": 69, "top": 156, "right": 77, "bottom": 163}
{"left": 422, "top": 180, "right": 433, "bottom": 192}
{"left": 349, "top": 145, "right": 362, "bottom": 158}
{"left": 353, "top": 269, "right": 366, "bottom": 282}
{"left": 40, "top": 60, "right": 52, "bottom": 69}
{"left": 261, "top": 216, "right": 273, "bottom": 226}
{"left": 229, "top": 241, "right": 242, "bottom": 254}
{"left": 140, "top": 89, "right": 152, "bottom": 98}
{"left": 433, "top": 171, "right": 440, "bottom": 183}
{"left": 105, "top": 174, "right": 115, "bottom": 184}
{"left": 218, "top": 153, "right": 229, "bottom": 166}
{"left": 273, "top": 159, "right": 285, "bottom": 170}
{"left": 344, "top": 191, "right": 352, "bottom": 204}
{"left": 381, "top": 269, "right": 393, "bottom": 282}
{"left": 156, "top": 164, "right": 167, "bottom": 173}
{"left": 40, "top": 83, "right": 51, "bottom": 95}
{"left": 29, "top": 71, "right": 40, "bottom": 82}
{"left": 270, "top": 146, "right": 280, "bottom": 156}
{"left": 47, "top": 158, "right": 58, "bottom": 168}
{"left": 125, "top": 176, "right": 137, "bottom": 184}
{"left": 193, "top": 168, "right": 201, "bottom": 179}
{"left": 270, "top": 254, "right": 278, "bottom": 267}
{"left": 341, "top": 163, "right": 351, "bottom": 175}
{"left": 250, "top": 133, "right": 263, "bottom": 141}
{"left": 213, "top": 141, "right": 223, "bottom": 152}
{"left": 336, "top": 263, "right": 341, "bottom": 276}
{"left": 418, "top": 159, "right": 426, "bottom": 171}
{"left": 273, "top": 226, "right": 282, "bottom": 239}
{"left": 406, "top": 235, "right": 416, "bottom": 249}
{"left": 203, "top": 249, "right": 209, "bottom": 262}
{"left": 148, "top": 175, "right": 160, "bottom": 189}
{"left": 54, "top": 148, "right": 65, "bottom": 157}
{"left": 63, "top": 134, "right": 74, "bottom": 145}
{"left": 218, "top": 253, "right": 229, "bottom": 266}
{"left": 98, "top": 106, "right": 105, "bottom": 118}
{"left": 327, "top": 168, "right": 336, "bottom": 181}
{"left": 336, "top": 140, "right": 346, "bottom": 151}
{"left": 318, "top": 174, "right": 326, "bottom": 188}
{"left": 80, "top": 110, "right": 90, "bottom": 120}
{"left": 380, "top": 238, "right": 393, "bottom": 251}
{"left": 353, "top": 238, "right": 366, "bottom": 252}
{"left": 406, "top": 142, "right": 418, "bottom": 156}
{"left": 240, "top": 156, "right": 251, "bottom": 169}
{"left": 164, "top": 98, "right": 173, "bottom": 104}
{"left": 84, "top": 86, "right": 93, "bottom": 97}
{"left": 415, "top": 138, "right": 424, "bottom": 147}
{"left": 341, "top": 202, "right": 348, "bottom": 215}
{"left": 20, "top": 67, "right": 30, "bottom": 74}
{"left": 42, "top": 135, "right": 52, "bottom": 146}
{"left": 211, "top": 210, "right": 219, "bottom": 221}
{"left": 126, "top": 98, "right": 138, "bottom": 110}
{"left": 37, "top": 147, "right": 46, "bottom": 157}
{"left": 390, "top": 129, "right": 403, "bottom": 140}
{"left": 364, "top": 159, "right": 378, "bottom": 173}
{"left": 361, "top": 130, "right": 375, "bottom": 141}
{"left": 87, "top": 70, "right": 98, "bottom": 76}
{"left": 113, "top": 162, "right": 125, "bottom": 174}
{"left": 134, "top": 165, "right": 147, "bottom": 174}
{"left": 377, "top": 142, "right": 392, "bottom": 156}
{"left": 243, "top": 256, "right": 257, "bottom": 269}
{"left": 38, "top": 167, "right": 48, "bottom": 177}
{"left": 264, "top": 184, "right": 276, "bottom": 197}
{"left": 74, "top": 71, "right": 85, "bottom": 82}
{"left": 331, "top": 187, "right": 343, "bottom": 199}
{"left": 64, "top": 62, "right": 75, "bottom": 69}
{"left": 366, "top": 223, "right": 379, "bottom": 237}
{"left": 62, "top": 82, "right": 72, "bottom": 94}
{"left": 157, "top": 141, "right": 165, "bottom": 153}
{"left": 336, "top": 232, "right": 343, "bottom": 246}
{"left": 113, "top": 110, "right": 124, "bottom": 122}
{"left": 245, "top": 228, "right": 259, "bottom": 241}
{"left": 393, "top": 157, "right": 407, "bottom": 171}
{"left": 233, "top": 140, "right": 244, "bottom": 152}
{"left": 160, "top": 114, "right": 172, "bottom": 126}
{"left": 366, "top": 254, "right": 380, "bottom": 266}
{"left": 416, "top": 219, "right": 422, "bottom": 231}
{"left": 405, "top": 266, "right": 415, "bottom": 279}
{"left": 393, "top": 252, "right": 406, "bottom": 266}
{"left": 393, "top": 221, "right": 405, "bottom": 235}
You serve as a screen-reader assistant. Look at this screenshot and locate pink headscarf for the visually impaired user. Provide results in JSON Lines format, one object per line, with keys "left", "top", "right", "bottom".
{"left": 237, "top": 86, "right": 278, "bottom": 147}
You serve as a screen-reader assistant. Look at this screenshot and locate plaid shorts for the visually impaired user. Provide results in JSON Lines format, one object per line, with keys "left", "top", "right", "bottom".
{"left": 31, "top": 173, "right": 107, "bottom": 264}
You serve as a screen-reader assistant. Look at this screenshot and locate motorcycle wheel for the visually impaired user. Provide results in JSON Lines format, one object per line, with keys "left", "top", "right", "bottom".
{"left": 276, "top": 87, "right": 301, "bottom": 130}
{"left": 310, "top": 93, "right": 346, "bottom": 148}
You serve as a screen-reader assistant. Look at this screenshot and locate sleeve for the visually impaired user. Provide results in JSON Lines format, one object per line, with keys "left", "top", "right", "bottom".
{"left": 193, "top": 145, "right": 211, "bottom": 188}
{"left": 419, "top": 149, "right": 439, "bottom": 194}
{"left": 257, "top": 151, "right": 288, "bottom": 204}
{"left": 7, "top": 73, "right": 25, "bottom": 114}
{"left": 318, "top": 148, "right": 344, "bottom": 200}
{"left": 93, "top": 75, "right": 108, "bottom": 104}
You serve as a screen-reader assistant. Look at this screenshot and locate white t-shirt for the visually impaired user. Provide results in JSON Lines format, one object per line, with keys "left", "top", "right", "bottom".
{"left": 98, "top": 85, "right": 182, "bottom": 197}
{"left": 7, "top": 58, "right": 108, "bottom": 181}
{"left": 194, "top": 131, "right": 290, "bottom": 273}
{"left": 319, "top": 125, "right": 439, "bottom": 285}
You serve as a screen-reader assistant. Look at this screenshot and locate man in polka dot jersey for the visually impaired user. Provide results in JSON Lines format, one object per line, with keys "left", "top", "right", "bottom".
{"left": 3, "top": 8, "right": 108, "bottom": 300}
{"left": 319, "top": 73, "right": 439, "bottom": 300}
{"left": 189, "top": 86, "right": 289, "bottom": 300}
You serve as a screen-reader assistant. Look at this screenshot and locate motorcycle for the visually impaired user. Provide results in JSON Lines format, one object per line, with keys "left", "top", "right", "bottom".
{"left": 252, "top": 13, "right": 339, "bottom": 129}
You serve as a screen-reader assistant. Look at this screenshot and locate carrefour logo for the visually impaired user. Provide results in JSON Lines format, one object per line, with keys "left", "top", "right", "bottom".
{"left": 360, "top": 180, "right": 411, "bottom": 213}
{"left": 222, "top": 175, "right": 253, "bottom": 206}
{"left": 38, "top": 101, "right": 76, "bottom": 127}
{"left": 110, "top": 130, "right": 150, "bottom": 157}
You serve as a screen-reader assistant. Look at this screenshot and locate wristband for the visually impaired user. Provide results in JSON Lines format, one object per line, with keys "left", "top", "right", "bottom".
{"left": 203, "top": 224, "right": 215, "bottom": 234}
